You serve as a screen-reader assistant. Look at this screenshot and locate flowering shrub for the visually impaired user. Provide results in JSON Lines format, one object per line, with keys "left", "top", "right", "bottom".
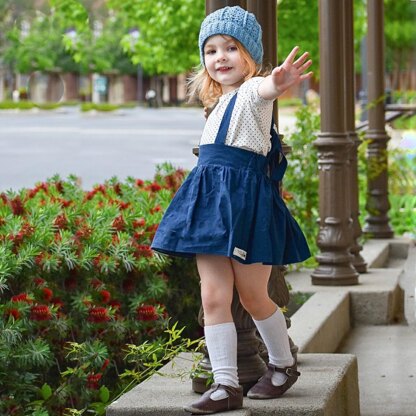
{"left": 0, "top": 164, "right": 202, "bottom": 415}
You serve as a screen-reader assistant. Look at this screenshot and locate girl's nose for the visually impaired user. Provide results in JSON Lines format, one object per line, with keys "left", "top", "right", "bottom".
{"left": 216, "top": 51, "right": 226, "bottom": 62}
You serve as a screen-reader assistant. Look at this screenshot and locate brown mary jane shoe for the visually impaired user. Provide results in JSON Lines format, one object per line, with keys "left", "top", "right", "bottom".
{"left": 184, "top": 383, "right": 243, "bottom": 414}
{"left": 247, "top": 361, "right": 300, "bottom": 400}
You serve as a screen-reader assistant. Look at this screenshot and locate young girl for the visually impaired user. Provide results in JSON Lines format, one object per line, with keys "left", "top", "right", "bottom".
{"left": 151, "top": 6, "right": 312, "bottom": 415}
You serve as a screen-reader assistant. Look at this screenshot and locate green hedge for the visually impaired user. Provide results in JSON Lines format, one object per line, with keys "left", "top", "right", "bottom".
{"left": 0, "top": 166, "right": 202, "bottom": 415}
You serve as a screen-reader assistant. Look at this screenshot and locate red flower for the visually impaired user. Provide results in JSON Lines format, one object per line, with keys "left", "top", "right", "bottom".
{"left": 133, "top": 218, "right": 146, "bottom": 228}
{"left": 51, "top": 297, "right": 64, "bottom": 310}
{"left": 113, "top": 183, "right": 122, "bottom": 195}
{"left": 134, "top": 244, "right": 153, "bottom": 258}
{"left": 148, "top": 183, "right": 162, "bottom": 192}
{"left": 11, "top": 293, "right": 32, "bottom": 303}
{"left": 101, "top": 359, "right": 110, "bottom": 372}
{"left": 99, "top": 290, "right": 111, "bottom": 303}
{"left": 90, "top": 278, "right": 103, "bottom": 289}
{"left": 34, "top": 277, "right": 46, "bottom": 286}
{"left": 75, "top": 226, "right": 92, "bottom": 239}
{"left": 42, "top": 288, "right": 53, "bottom": 301}
{"left": 112, "top": 215, "right": 125, "bottom": 231}
{"left": 86, "top": 372, "right": 102, "bottom": 389}
{"left": 135, "top": 179, "right": 144, "bottom": 187}
{"left": 30, "top": 305, "right": 52, "bottom": 321}
{"left": 9, "top": 196, "right": 25, "bottom": 216}
{"left": 133, "top": 231, "right": 145, "bottom": 241}
{"left": 118, "top": 201, "right": 130, "bottom": 210}
{"left": 150, "top": 205, "right": 162, "bottom": 214}
{"left": 88, "top": 307, "right": 110, "bottom": 323}
{"left": 108, "top": 300, "right": 121, "bottom": 311}
{"left": 5, "top": 308, "right": 20, "bottom": 320}
{"left": 35, "top": 253, "right": 45, "bottom": 266}
{"left": 60, "top": 199, "right": 72, "bottom": 208}
{"left": 136, "top": 304, "right": 158, "bottom": 321}
{"left": 54, "top": 214, "right": 68, "bottom": 229}
{"left": 55, "top": 181, "right": 64, "bottom": 193}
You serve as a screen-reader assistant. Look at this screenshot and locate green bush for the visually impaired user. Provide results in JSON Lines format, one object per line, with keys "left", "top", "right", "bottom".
{"left": 80, "top": 103, "right": 119, "bottom": 112}
{"left": 0, "top": 166, "right": 202, "bottom": 415}
{"left": 284, "top": 104, "right": 416, "bottom": 269}
{"left": 0, "top": 101, "right": 36, "bottom": 110}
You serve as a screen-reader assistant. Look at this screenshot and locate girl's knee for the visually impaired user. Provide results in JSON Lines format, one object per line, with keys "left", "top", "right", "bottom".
{"left": 201, "top": 287, "right": 232, "bottom": 315}
{"left": 239, "top": 292, "right": 275, "bottom": 317}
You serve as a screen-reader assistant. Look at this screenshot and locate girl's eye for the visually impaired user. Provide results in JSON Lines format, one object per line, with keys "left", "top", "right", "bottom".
{"left": 228, "top": 46, "right": 237, "bottom": 51}
{"left": 205, "top": 49, "right": 215, "bottom": 55}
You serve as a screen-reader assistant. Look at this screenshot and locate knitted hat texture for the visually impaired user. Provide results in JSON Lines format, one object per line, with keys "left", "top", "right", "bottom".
{"left": 199, "top": 6, "right": 263, "bottom": 66}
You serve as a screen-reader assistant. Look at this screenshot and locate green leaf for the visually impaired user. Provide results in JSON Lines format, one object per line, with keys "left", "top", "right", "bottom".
{"left": 40, "top": 382, "right": 52, "bottom": 400}
{"left": 99, "top": 385, "right": 110, "bottom": 403}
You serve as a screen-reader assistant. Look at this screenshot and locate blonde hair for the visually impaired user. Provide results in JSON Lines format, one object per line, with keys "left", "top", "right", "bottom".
{"left": 187, "top": 37, "right": 266, "bottom": 108}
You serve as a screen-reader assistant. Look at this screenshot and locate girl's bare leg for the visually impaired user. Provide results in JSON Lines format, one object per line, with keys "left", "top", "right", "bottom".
{"left": 196, "top": 254, "right": 239, "bottom": 390}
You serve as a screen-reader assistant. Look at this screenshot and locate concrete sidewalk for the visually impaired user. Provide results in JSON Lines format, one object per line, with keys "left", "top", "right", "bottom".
{"left": 338, "top": 325, "right": 416, "bottom": 416}
{"left": 337, "top": 242, "right": 416, "bottom": 416}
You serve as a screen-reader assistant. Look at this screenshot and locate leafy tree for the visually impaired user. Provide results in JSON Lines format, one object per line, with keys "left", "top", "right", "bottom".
{"left": 109, "top": 0, "right": 205, "bottom": 75}
{"left": 277, "top": 0, "right": 366, "bottom": 77}
{"left": 2, "top": 0, "right": 82, "bottom": 74}
{"left": 384, "top": 0, "right": 416, "bottom": 88}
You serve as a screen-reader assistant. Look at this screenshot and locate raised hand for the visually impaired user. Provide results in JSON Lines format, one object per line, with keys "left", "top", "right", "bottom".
{"left": 259, "top": 46, "right": 313, "bottom": 101}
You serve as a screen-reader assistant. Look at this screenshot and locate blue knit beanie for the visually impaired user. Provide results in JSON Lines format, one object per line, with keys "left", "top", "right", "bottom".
{"left": 199, "top": 6, "right": 263, "bottom": 66}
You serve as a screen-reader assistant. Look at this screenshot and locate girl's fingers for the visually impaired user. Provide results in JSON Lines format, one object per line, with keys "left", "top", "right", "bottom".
{"left": 298, "top": 59, "right": 313, "bottom": 73}
{"left": 300, "top": 72, "right": 314, "bottom": 81}
{"left": 285, "top": 46, "right": 300, "bottom": 64}
{"left": 293, "top": 52, "right": 309, "bottom": 68}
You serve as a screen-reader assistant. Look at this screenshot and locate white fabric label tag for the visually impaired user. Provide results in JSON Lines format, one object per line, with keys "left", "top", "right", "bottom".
{"left": 233, "top": 247, "right": 247, "bottom": 260}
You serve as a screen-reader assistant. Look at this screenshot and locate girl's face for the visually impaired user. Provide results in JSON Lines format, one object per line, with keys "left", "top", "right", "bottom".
{"left": 204, "top": 35, "right": 246, "bottom": 94}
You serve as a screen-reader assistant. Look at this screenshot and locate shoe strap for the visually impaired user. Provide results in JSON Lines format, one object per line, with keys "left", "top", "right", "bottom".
{"left": 269, "top": 364, "right": 301, "bottom": 377}
{"left": 215, "top": 383, "right": 241, "bottom": 396}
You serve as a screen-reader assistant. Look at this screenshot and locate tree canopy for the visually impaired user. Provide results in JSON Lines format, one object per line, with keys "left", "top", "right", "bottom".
{"left": 0, "top": 0, "right": 413, "bottom": 79}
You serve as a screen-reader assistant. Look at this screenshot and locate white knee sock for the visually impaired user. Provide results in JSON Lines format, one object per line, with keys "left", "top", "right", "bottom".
{"left": 204, "top": 322, "right": 239, "bottom": 399}
{"left": 253, "top": 308, "right": 294, "bottom": 386}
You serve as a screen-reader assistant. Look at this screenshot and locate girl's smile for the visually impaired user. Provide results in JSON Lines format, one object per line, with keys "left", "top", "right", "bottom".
{"left": 204, "top": 35, "right": 246, "bottom": 94}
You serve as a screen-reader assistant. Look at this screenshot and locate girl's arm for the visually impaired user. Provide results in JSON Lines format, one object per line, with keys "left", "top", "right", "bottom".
{"left": 258, "top": 46, "right": 313, "bottom": 101}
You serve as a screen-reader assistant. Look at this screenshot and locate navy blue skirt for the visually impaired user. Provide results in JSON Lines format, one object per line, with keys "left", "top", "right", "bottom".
{"left": 151, "top": 143, "right": 310, "bottom": 265}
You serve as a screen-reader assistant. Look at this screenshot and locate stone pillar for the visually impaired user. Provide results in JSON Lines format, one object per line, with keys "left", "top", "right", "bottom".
{"left": 363, "top": 0, "right": 394, "bottom": 238}
{"left": 311, "top": 0, "right": 359, "bottom": 286}
{"left": 62, "top": 73, "right": 79, "bottom": 101}
{"left": 344, "top": 0, "right": 367, "bottom": 273}
{"left": 123, "top": 75, "right": 137, "bottom": 103}
{"left": 0, "top": 67, "right": 5, "bottom": 101}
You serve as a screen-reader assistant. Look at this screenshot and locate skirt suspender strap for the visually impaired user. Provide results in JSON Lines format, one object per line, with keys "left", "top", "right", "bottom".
{"left": 214, "top": 92, "right": 238, "bottom": 145}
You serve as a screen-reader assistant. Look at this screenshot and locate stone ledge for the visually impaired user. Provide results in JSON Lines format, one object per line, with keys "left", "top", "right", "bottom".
{"left": 289, "top": 291, "right": 350, "bottom": 353}
{"left": 286, "top": 268, "right": 404, "bottom": 325}
{"left": 106, "top": 352, "right": 359, "bottom": 416}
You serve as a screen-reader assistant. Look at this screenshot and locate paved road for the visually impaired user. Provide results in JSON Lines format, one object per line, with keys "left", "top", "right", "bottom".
{"left": 0, "top": 106, "right": 297, "bottom": 191}
{"left": 0, "top": 106, "right": 205, "bottom": 191}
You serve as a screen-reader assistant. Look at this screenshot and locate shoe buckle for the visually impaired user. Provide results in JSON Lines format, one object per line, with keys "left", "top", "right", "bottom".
{"left": 285, "top": 368, "right": 300, "bottom": 377}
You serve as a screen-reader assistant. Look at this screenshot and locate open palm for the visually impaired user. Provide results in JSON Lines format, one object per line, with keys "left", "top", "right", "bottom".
{"left": 271, "top": 46, "right": 313, "bottom": 94}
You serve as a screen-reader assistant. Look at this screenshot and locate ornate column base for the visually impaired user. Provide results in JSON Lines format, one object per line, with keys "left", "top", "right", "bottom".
{"left": 312, "top": 252, "right": 359, "bottom": 285}
{"left": 363, "top": 222, "right": 394, "bottom": 239}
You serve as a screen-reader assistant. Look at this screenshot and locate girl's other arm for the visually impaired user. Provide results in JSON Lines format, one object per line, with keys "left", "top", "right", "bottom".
{"left": 258, "top": 46, "right": 313, "bottom": 101}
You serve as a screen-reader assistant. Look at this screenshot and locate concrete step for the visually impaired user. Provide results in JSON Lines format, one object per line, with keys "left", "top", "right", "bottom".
{"left": 106, "top": 352, "right": 359, "bottom": 416}
{"left": 286, "top": 267, "right": 404, "bottom": 325}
